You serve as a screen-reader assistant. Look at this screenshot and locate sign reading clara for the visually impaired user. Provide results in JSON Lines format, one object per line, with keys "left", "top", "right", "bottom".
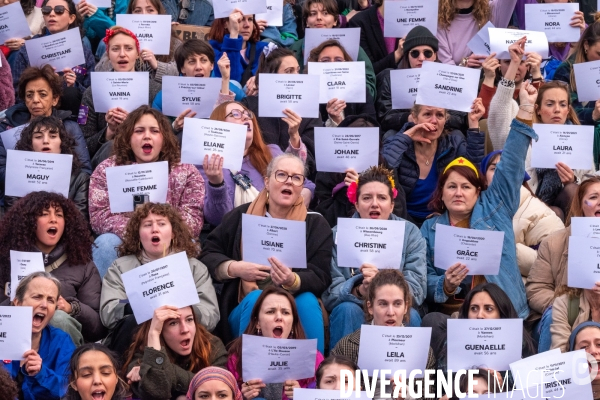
{"left": 241, "top": 335, "right": 317, "bottom": 383}
{"left": 525, "top": 3, "right": 580, "bottom": 43}
{"left": 303, "top": 28, "right": 360, "bottom": 64}
{"left": 161, "top": 76, "right": 222, "bottom": 118}
{"left": 9, "top": 251, "right": 44, "bottom": 301}
{"left": 530, "top": 124, "right": 594, "bottom": 170}
{"left": 0, "top": 2, "right": 32, "bottom": 43}
{"left": 314, "top": 127, "right": 379, "bottom": 173}
{"left": 0, "top": 306, "right": 32, "bottom": 360}
{"left": 121, "top": 252, "right": 200, "bottom": 323}
{"left": 105, "top": 161, "right": 168, "bottom": 213}
{"left": 488, "top": 28, "right": 549, "bottom": 59}
{"left": 307, "top": 61, "right": 366, "bottom": 103}
{"left": 116, "top": 14, "right": 172, "bottom": 55}
{"left": 91, "top": 72, "right": 149, "bottom": 113}
{"left": 383, "top": 0, "right": 438, "bottom": 38}
{"left": 5, "top": 150, "right": 72, "bottom": 198}
{"left": 568, "top": 236, "right": 600, "bottom": 289}
{"left": 25, "top": 28, "right": 85, "bottom": 71}
{"left": 258, "top": 74, "right": 320, "bottom": 118}
{"left": 213, "top": 0, "right": 267, "bottom": 19}
{"left": 391, "top": 69, "right": 420, "bottom": 110}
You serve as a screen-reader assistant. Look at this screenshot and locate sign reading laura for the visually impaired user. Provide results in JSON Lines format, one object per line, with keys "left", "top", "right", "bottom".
{"left": 531, "top": 124, "right": 594, "bottom": 170}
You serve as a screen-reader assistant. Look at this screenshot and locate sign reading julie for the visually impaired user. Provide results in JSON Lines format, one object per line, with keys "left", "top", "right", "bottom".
{"left": 433, "top": 224, "right": 505, "bottom": 275}
{"left": 90, "top": 72, "right": 149, "bottom": 113}
{"left": 0, "top": 124, "right": 27, "bottom": 151}
{"left": 530, "top": 124, "right": 594, "bottom": 170}
{"left": 314, "top": 127, "right": 379, "bottom": 173}
{"left": 105, "top": 161, "right": 168, "bottom": 213}
{"left": 0, "top": 2, "right": 32, "bottom": 43}
{"left": 116, "top": 14, "right": 172, "bottom": 55}
{"left": 25, "top": 28, "right": 85, "bottom": 71}
{"left": 568, "top": 236, "right": 600, "bottom": 289}
{"left": 383, "top": 0, "right": 438, "bottom": 38}
{"left": 303, "top": 28, "right": 360, "bottom": 64}
{"left": 488, "top": 28, "right": 549, "bottom": 60}
{"left": 242, "top": 214, "right": 307, "bottom": 269}
{"left": 357, "top": 325, "right": 432, "bottom": 376}
{"left": 213, "top": 0, "right": 267, "bottom": 19}
{"left": 447, "top": 318, "right": 523, "bottom": 371}
{"left": 258, "top": 74, "right": 320, "bottom": 118}
{"left": 391, "top": 69, "right": 420, "bottom": 110}
{"left": 415, "top": 61, "right": 480, "bottom": 113}
{"left": 5, "top": 150, "right": 72, "bottom": 197}
{"left": 161, "top": 76, "right": 222, "bottom": 118}
{"left": 121, "top": 252, "right": 200, "bottom": 323}
{"left": 525, "top": 3, "right": 580, "bottom": 43}
{"left": 241, "top": 335, "right": 317, "bottom": 383}
{"left": 10, "top": 251, "right": 44, "bottom": 301}
{"left": 336, "top": 218, "right": 405, "bottom": 269}
{"left": 573, "top": 60, "right": 600, "bottom": 102}
{"left": 0, "top": 306, "right": 32, "bottom": 360}
{"left": 307, "top": 61, "right": 366, "bottom": 103}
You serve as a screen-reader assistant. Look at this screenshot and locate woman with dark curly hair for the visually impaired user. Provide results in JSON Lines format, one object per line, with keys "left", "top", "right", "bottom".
{"left": 0, "top": 191, "right": 105, "bottom": 344}
{"left": 89, "top": 105, "right": 205, "bottom": 278}
{"left": 0, "top": 368, "right": 18, "bottom": 400}
{"left": 100, "top": 202, "right": 218, "bottom": 358}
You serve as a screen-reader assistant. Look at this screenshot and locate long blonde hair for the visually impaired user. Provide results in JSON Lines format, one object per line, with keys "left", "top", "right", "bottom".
{"left": 438, "top": 0, "right": 490, "bottom": 29}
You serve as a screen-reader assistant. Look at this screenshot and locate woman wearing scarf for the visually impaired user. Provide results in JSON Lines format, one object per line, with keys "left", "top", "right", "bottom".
{"left": 186, "top": 367, "right": 243, "bottom": 400}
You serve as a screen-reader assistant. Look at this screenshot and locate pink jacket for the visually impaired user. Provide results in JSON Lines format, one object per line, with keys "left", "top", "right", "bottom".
{"left": 0, "top": 52, "right": 14, "bottom": 111}
{"left": 89, "top": 157, "right": 205, "bottom": 238}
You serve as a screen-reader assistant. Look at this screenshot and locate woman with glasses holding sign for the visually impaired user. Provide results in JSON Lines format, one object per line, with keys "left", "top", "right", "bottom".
{"left": 201, "top": 153, "right": 332, "bottom": 352}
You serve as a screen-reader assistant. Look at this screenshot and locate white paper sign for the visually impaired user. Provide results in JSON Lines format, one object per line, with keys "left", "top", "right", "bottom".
{"left": 467, "top": 21, "right": 494, "bottom": 56}
{"left": 415, "top": 61, "right": 480, "bottom": 113}
{"left": 161, "top": 76, "right": 222, "bottom": 118}
{"left": 293, "top": 389, "right": 369, "bottom": 400}
{"left": 25, "top": 28, "right": 86, "bottom": 71}
{"left": 336, "top": 218, "right": 406, "bottom": 269}
{"left": 5, "top": 150, "right": 72, "bottom": 197}
{"left": 510, "top": 349, "right": 561, "bottom": 388}
{"left": 242, "top": 214, "right": 307, "bottom": 269}
{"left": 391, "top": 69, "right": 420, "bottom": 110}
{"left": 255, "top": 0, "right": 283, "bottom": 26}
{"left": 489, "top": 28, "right": 549, "bottom": 60}
{"left": 241, "top": 335, "right": 317, "bottom": 383}
{"left": 258, "top": 74, "right": 320, "bottom": 118}
{"left": 105, "top": 161, "right": 169, "bottom": 213}
{"left": 213, "top": 0, "right": 267, "bottom": 19}
{"left": 9, "top": 251, "right": 44, "bottom": 301}
{"left": 530, "top": 124, "right": 594, "bottom": 170}
{"left": 121, "top": 252, "right": 200, "bottom": 323}
{"left": 304, "top": 28, "right": 360, "bottom": 64}
{"left": 314, "top": 127, "right": 379, "bottom": 173}
{"left": 0, "top": 3, "right": 32, "bottom": 43}
{"left": 72, "top": 0, "right": 110, "bottom": 6}
{"left": 568, "top": 236, "right": 600, "bottom": 289}
{"left": 357, "top": 325, "right": 431, "bottom": 376}
{"left": 383, "top": 0, "right": 438, "bottom": 38}
{"left": 433, "top": 224, "right": 505, "bottom": 275}
{"left": 571, "top": 217, "right": 600, "bottom": 238}
{"left": 573, "top": 60, "right": 600, "bottom": 102}
{"left": 447, "top": 319, "right": 523, "bottom": 371}
{"left": 181, "top": 119, "right": 246, "bottom": 171}
{"left": 116, "top": 14, "right": 172, "bottom": 55}
{"left": 0, "top": 306, "right": 32, "bottom": 360}
{"left": 90, "top": 72, "right": 149, "bottom": 113}
{"left": 525, "top": 3, "right": 580, "bottom": 43}
{"left": 307, "top": 62, "right": 366, "bottom": 103}
{"left": 0, "top": 124, "right": 28, "bottom": 151}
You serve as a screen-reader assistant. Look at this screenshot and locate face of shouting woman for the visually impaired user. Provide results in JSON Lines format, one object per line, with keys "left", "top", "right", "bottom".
{"left": 130, "top": 114, "right": 164, "bottom": 163}
{"left": 256, "top": 294, "right": 294, "bottom": 339}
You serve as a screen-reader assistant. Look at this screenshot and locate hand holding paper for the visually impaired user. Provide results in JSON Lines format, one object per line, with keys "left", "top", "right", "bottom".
{"left": 268, "top": 257, "right": 296, "bottom": 287}
{"left": 444, "top": 263, "right": 469, "bottom": 294}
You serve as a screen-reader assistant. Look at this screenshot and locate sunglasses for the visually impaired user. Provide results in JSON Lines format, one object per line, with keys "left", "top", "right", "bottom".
{"left": 41, "top": 5, "right": 70, "bottom": 15}
{"left": 409, "top": 49, "right": 434, "bottom": 59}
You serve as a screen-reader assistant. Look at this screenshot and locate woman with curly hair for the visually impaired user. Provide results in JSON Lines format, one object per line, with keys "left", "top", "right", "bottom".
{"left": 100, "top": 202, "right": 218, "bottom": 358}
{"left": 89, "top": 105, "right": 205, "bottom": 278}
{"left": 0, "top": 368, "right": 18, "bottom": 400}
{"left": 0, "top": 191, "right": 105, "bottom": 344}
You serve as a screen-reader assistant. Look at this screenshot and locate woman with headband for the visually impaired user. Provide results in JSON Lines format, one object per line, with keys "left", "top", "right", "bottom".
{"left": 186, "top": 367, "right": 243, "bottom": 400}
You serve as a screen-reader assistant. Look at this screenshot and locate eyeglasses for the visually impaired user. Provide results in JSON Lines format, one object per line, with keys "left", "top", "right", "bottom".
{"left": 273, "top": 170, "right": 305, "bottom": 186}
{"left": 225, "top": 109, "right": 254, "bottom": 120}
{"left": 41, "top": 5, "right": 70, "bottom": 15}
{"left": 409, "top": 49, "right": 434, "bottom": 59}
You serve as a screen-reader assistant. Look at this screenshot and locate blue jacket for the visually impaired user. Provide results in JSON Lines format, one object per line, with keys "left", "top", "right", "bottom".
{"left": 161, "top": 0, "right": 214, "bottom": 26}
{"left": 420, "top": 119, "right": 537, "bottom": 319}
{"left": 210, "top": 35, "right": 268, "bottom": 84}
{"left": 322, "top": 212, "right": 428, "bottom": 312}
{"left": 2, "top": 325, "right": 75, "bottom": 400}
{"left": 82, "top": 0, "right": 128, "bottom": 40}
{"left": 260, "top": 4, "right": 298, "bottom": 47}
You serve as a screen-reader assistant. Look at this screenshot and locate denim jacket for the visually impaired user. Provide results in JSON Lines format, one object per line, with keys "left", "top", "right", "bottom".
{"left": 322, "top": 212, "right": 428, "bottom": 312}
{"left": 161, "top": 0, "right": 214, "bottom": 26}
{"left": 420, "top": 119, "right": 537, "bottom": 319}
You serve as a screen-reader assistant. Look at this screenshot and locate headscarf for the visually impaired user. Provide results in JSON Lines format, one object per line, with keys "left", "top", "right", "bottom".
{"left": 568, "top": 321, "right": 600, "bottom": 351}
{"left": 481, "top": 150, "right": 531, "bottom": 183}
{"left": 186, "top": 367, "right": 243, "bottom": 400}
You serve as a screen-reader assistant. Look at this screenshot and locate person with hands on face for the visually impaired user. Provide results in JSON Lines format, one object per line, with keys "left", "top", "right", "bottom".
{"left": 185, "top": 367, "right": 244, "bottom": 400}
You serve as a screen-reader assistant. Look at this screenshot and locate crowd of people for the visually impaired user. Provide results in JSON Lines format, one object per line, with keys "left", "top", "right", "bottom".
{"left": 1, "top": 0, "right": 600, "bottom": 399}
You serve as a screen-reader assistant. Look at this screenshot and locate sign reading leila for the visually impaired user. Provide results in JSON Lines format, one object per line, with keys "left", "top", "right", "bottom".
{"left": 25, "top": 28, "right": 85, "bottom": 71}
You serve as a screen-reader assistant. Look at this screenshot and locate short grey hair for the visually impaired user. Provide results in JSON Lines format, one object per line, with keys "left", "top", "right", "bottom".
{"left": 265, "top": 153, "right": 306, "bottom": 178}
{"left": 14, "top": 271, "right": 61, "bottom": 304}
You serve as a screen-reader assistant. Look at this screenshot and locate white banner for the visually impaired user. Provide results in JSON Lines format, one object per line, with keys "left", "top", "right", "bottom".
{"left": 0, "top": 2, "right": 32, "bottom": 43}
{"left": 258, "top": 74, "right": 320, "bottom": 118}
{"left": 304, "top": 28, "right": 360, "bottom": 64}
{"left": 530, "top": 124, "right": 594, "bottom": 170}
{"left": 25, "top": 28, "right": 86, "bottom": 71}
{"left": 255, "top": 0, "right": 283, "bottom": 26}
{"left": 391, "top": 69, "right": 420, "bottom": 110}
{"left": 383, "top": 0, "right": 438, "bottom": 38}
{"left": 570, "top": 217, "right": 600, "bottom": 238}
{"left": 314, "top": 127, "right": 379, "bottom": 173}
{"left": 525, "top": 3, "right": 580, "bottom": 43}
{"left": 5, "top": 150, "right": 72, "bottom": 197}
{"left": 568, "top": 236, "right": 600, "bottom": 289}
{"left": 307, "top": 62, "right": 366, "bottom": 103}
{"left": 90, "top": 72, "right": 149, "bottom": 113}
{"left": 161, "top": 76, "right": 222, "bottom": 118}
{"left": 9, "top": 251, "right": 44, "bottom": 301}
{"left": 489, "top": 28, "right": 549, "bottom": 60}
{"left": 573, "top": 60, "right": 600, "bottom": 102}
{"left": 0, "top": 306, "right": 32, "bottom": 360}
{"left": 213, "top": 0, "right": 267, "bottom": 19}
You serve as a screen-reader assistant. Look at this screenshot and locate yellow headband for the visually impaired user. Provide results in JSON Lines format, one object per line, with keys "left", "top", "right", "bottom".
{"left": 443, "top": 157, "right": 479, "bottom": 178}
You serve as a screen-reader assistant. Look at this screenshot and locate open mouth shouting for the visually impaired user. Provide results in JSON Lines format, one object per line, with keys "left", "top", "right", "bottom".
{"left": 47, "top": 226, "right": 58, "bottom": 239}
{"left": 368, "top": 210, "right": 381, "bottom": 219}
{"left": 150, "top": 235, "right": 161, "bottom": 246}
{"left": 142, "top": 143, "right": 153, "bottom": 154}
{"left": 41, "top": 146, "right": 52, "bottom": 152}
{"left": 117, "top": 59, "right": 130, "bottom": 68}
{"left": 179, "top": 338, "right": 192, "bottom": 352}
{"left": 91, "top": 390, "right": 108, "bottom": 400}
{"left": 32, "top": 311, "right": 46, "bottom": 330}
{"left": 243, "top": 121, "right": 251, "bottom": 131}
{"left": 272, "top": 326, "right": 284, "bottom": 338}
{"left": 384, "top": 319, "right": 397, "bottom": 326}
{"left": 280, "top": 188, "right": 293, "bottom": 198}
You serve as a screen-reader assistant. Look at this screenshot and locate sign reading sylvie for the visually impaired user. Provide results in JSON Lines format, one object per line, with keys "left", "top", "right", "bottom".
{"left": 25, "top": 28, "right": 85, "bottom": 71}
{"left": 293, "top": 389, "right": 369, "bottom": 400}
{"left": 161, "top": 76, "right": 222, "bottom": 118}
{"left": 488, "top": 28, "right": 549, "bottom": 60}
{"left": 105, "top": 161, "right": 168, "bottom": 213}
{"left": 307, "top": 61, "right": 366, "bottom": 103}
{"left": 357, "top": 325, "right": 431, "bottom": 376}
{"left": 391, "top": 69, "right": 420, "bottom": 110}
{"left": 0, "top": 2, "right": 32, "bottom": 43}
{"left": 415, "top": 61, "right": 480, "bottom": 113}
{"left": 258, "top": 74, "right": 320, "bottom": 118}
{"left": 181, "top": 119, "right": 246, "bottom": 171}
{"left": 0, "top": 306, "right": 32, "bottom": 360}
{"left": 255, "top": 0, "right": 283, "bottom": 26}
{"left": 5, "top": 150, "right": 72, "bottom": 197}
{"left": 571, "top": 217, "right": 600, "bottom": 238}
{"left": 304, "top": 28, "right": 360, "bottom": 64}
{"left": 573, "top": 60, "right": 600, "bottom": 102}
{"left": 433, "top": 224, "right": 504, "bottom": 275}
{"left": 116, "top": 14, "right": 172, "bottom": 55}
{"left": 525, "top": 3, "right": 580, "bottom": 43}
{"left": 10, "top": 251, "right": 44, "bottom": 301}
{"left": 467, "top": 21, "right": 494, "bottom": 56}
{"left": 383, "top": 0, "right": 438, "bottom": 38}
{"left": 0, "top": 124, "right": 27, "bottom": 151}
{"left": 213, "top": 0, "right": 267, "bottom": 19}
{"left": 531, "top": 124, "right": 594, "bottom": 170}
{"left": 568, "top": 236, "right": 600, "bottom": 289}
{"left": 336, "top": 218, "right": 406, "bottom": 269}
{"left": 91, "top": 72, "right": 149, "bottom": 113}
{"left": 314, "top": 127, "right": 379, "bottom": 173}
{"left": 241, "top": 335, "right": 317, "bottom": 383}
{"left": 447, "top": 318, "right": 523, "bottom": 371}
{"left": 242, "top": 214, "right": 307, "bottom": 269}
{"left": 121, "top": 252, "right": 200, "bottom": 323}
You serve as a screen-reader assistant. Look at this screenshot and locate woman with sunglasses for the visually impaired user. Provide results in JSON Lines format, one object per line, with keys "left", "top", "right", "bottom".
{"left": 200, "top": 153, "right": 333, "bottom": 353}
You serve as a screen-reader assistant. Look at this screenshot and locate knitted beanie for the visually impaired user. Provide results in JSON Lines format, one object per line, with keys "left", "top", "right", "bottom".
{"left": 403, "top": 26, "right": 439, "bottom": 53}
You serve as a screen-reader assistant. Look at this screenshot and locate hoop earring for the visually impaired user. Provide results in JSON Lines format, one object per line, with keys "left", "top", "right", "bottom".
{"left": 257, "top": 327, "right": 262, "bottom": 336}
{"left": 266, "top": 191, "right": 269, "bottom": 204}
{"left": 289, "top": 328, "right": 294, "bottom": 338}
